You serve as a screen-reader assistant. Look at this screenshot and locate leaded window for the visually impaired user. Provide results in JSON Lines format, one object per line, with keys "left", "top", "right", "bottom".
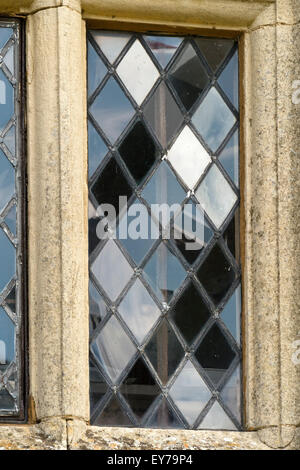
{"left": 88, "top": 30, "right": 242, "bottom": 430}
{"left": 0, "top": 20, "right": 25, "bottom": 419}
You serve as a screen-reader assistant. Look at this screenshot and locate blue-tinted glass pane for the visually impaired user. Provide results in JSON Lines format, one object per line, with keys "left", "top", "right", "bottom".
{"left": 88, "top": 41, "right": 107, "bottom": 96}
{"left": 0, "top": 28, "right": 12, "bottom": 51}
{"left": 219, "top": 131, "right": 239, "bottom": 187}
{"left": 218, "top": 50, "right": 239, "bottom": 109}
{"left": 0, "top": 307, "right": 15, "bottom": 371}
{"left": 0, "top": 70, "right": 14, "bottom": 132}
{"left": 145, "top": 35, "right": 182, "bottom": 69}
{"left": 4, "top": 203, "right": 16, "bottom": 236}
{"left": 0, "top": 230, "right": 15, "bottom": 293}
{"left": 88, "top": 121, "right": 108, "bottom": 177}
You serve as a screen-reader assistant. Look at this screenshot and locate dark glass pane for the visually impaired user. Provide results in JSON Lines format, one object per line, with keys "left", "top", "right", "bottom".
{"left": 144, "top": 82, "right": 183, "bottom": 148}
{"left": 169, "top": 360, "right": 211, "bottom": 426}
{"left": 220, "top": 365, "right": 241, "bottom": 423}
{"left": 0, "top": 230, "right": 15, "bottom": 294}
{"left": 192, "top": 87, "right": 236, "bottom": 153}
{"left": 194, "top": 38, "right": 234, "bottom": 73}
{"left": 0, "top": 70, "right": 14, "bottom": 132}
{"left": 195, "top": 323, "right": 236, "bottom": 387}
{"left": 5, "top": 284, "right": 16, "bottom": 313}
{"left": 147, "top": 398, "right": 183, "bottom": 429}
{"left": 168, "top": 43, "right": 209, "bottom": 111}
{"left": 218, "top": 50, "right": 239, "bottom": 109}
{"left": 145, "top": 320, "right": 184, "bottom": 384}
{"left": 89, "top": 77, "right": 135, "bottom": 143}
{"left": 144, "top": 35, "right": 183, "bottom": 69}
{"left": 196, "top": 243, "right": 235, "bottom": 305}
{"left": 0, "top": 389, "right": 15, "bottom": 411}
{"left": 91, "top": 315, "right": 136, "bottom": 383}
{"left": 218, "top": 131, "right": 239, "bottom": 187}
{"left": 118, "top": 279, "right": 161, "bottom": 345}
{"left": 89, "top": 280, "right": 109, "bottom": 333}
{"left": 93, "top": 395, "right": 132, "bottom": 426}
{"left": 143, "top": 242, "right": 186, "bottom": 303}
{"left": 198, "top": 401, "right": 236, "bottom": 430}
{"left": 88, "top": 121, "right": 108, "bottom": 178}
{"left": 220, "top": 284, "right": 241, "bottom": 345}
{"left": 0, "top": 307, "right": 15, "bottom": 373}
{"left": 87, "top": 40, "right": 107, "bottom": 96}
{"left": 0, "top": 28, "right": 13, "bottom": 51}
{"left": 170, "top": 282, "right": 210, "bottom": 345}
{"left": 0, "top": 149, "right": 15, "bottom": 213}
{"left": 88, "top": 200, "right": 101, "bottom": 254}
{"left": 223, "top": 215, "right": 236, "bottom": 258}
{"left": 120, "top": 358, "right": 160, "bottom": 420}
{"left": 173, "top": 201, "right": 213, "bottom": 264}
{"left": 118, "top": 120, "right": 160, "bottom": 184}
{"left": 90, "top": 361, "right": 108, "bottom": 414}
{"left": 91, "top": 157, "right": 133, "bottom": 215}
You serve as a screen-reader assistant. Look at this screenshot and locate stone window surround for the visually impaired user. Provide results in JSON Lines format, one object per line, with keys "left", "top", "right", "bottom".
{"left": 0, "top": 0, "right": 298, "bottom": 450}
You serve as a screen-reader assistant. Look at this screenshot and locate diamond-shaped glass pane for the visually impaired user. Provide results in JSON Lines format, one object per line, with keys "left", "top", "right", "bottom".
{"left": 91, "top": 157, "right": 132, "bottom": 216}
{"left": 120, "top": 358, "right": 160, "bottom": 420}
{"left": 144, "top": 82, "right": 183, "bottom": 148}
{"left": 0, "top": 28, "right": 12, "bottom": 51}
{"left": 90, "top": 361, "right": 108, "bottom": 415}
{"left": 5, "top": 284, "right": 16, "bottom": 313}
{"left": 167, "top": 126, "right": 211, "bottom": 189}
{"left": 0, "top": 307, "right": 15, "bottom": 373}
{"left": 147, "top": 398, "right": 183, "bottom": 428}
{"left": 169, "top": 360, "right": 211, "bottom": 426}
{"left": 194, "top": 38, "right": 234, "bottom": 73}
{"left": 90, "top": 77, "right": 135, "bottom": 143}
{"left": 91, "top": 315, "right": 136, "bottom": 383}
{"left": 195, "top": 164, "right": 237, "bottom": 229}
{"left": 0, "top": 389, "right": 15, "bottom": 411}
{"left": 173, "top": 201, "right": 213, "bottom": 264}
{"left": 90, "top": 31, "right": 131, "bottom": 64}
{"left": 195, "top": 323, "right": 236, "bottom": 387}
{"left": 91, "top": 240, "right": 134, "bottom": 301}
{"left": 145, "top": 319, "right": 184, "bottom": 384}
{"left": 192, "top": 87, "right": 236, "bottom": 153}
{"left": 0, "top": 70, "right": 13, "bottom": 132}
{"left": 144, "top": 36, "right": 183, "bottom": 69}
{"left": 93, "top": 395, "right": 132, "bottom": 427}
{"left": 170, "top": 282, "right": 210, "bottom": 345}
{"left": 197, "top": 243, "right": 235, "bottom": 305}
{"left": 141, "top": 161, "right": 186, "bottom": 225}
{"left": 4, "top": 203, "right": 16, "bottom": 237}
{"left": 143, "top": 242, "right": 186, "bottom": 303}
{"left": 88, "top": 40, "right": 107, "bottom": 96}
{"left": 89, "top": 280, "right": 110, "bottom": 333}
{"left": 168, "top": 43, "right": 209, "bottom": 111}
{"left": 218, "top": 50, "right": 239, "bottom": 109}
{"left": 3, "top": 46, "right": 14, "bottom": 75}
{"left": 219, "top": 131, "right": 239, "bottom": 188}
{"left": 118, "top": 120, "right": 160, "bottom": 184}
{"left": 0, "top": 149, "right": 15, "bottom": 213}
{"left": 0, "top": 230, "right": 15, "bottom": 294}
{"left": 220, "top": 284, "right": 241, "bottom": 345}
{"left": 117, "top": 40, "right": 159, "bottom": 105}
{"left": 220, "top": 365, "right": 241, "bottom": 423}
{"left": 118, "top": 279, "right": 161, "bottom": 344}
{"left": 198, "top": 401, "right": 236, "bottom": 430}
{"left": 3, "top": 126, "right": 15, "bottom": 156}
{"left": 88, "top": 121, "right": 108, "bottom": 177}
{"left": 223, "top": 213, "right": 237, "bottom": 258}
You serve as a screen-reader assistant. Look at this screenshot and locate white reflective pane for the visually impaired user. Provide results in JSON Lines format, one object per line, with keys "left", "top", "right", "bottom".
{"left": 198, "top": 401, "right": 236, "bottom": 430}
{"left": 91, "top": 30, "right": 131, "bottom": 63}
{"left": 117, "top": 40, "right": 159, "bottom": 105}
{"left": 167, "top": 126, "right": 211, "bottom": 188}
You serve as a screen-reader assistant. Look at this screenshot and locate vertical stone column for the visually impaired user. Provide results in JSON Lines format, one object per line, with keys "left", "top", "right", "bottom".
{"left": 243, "top": 0, "right": 300, "bottom": 448}
{"left": 27, "top": 0, "right": 89, "bottom": 431}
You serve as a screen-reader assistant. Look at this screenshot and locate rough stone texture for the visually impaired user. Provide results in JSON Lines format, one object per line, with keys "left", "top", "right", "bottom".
{"left": 27, "top": 5, "right": 89, "bottom": 421}
{"left": 0, "top": 424, "right": 66, "bottom": 450}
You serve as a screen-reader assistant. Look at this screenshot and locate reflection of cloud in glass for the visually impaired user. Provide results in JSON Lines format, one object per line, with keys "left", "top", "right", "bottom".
{"left": 91, "top": 315, "right": 136, "bottom": 383}
{"left": 195, "top": 164, "right": 237, "bottom": 229}
{"left": 90, "top": 77, "right": 135, "bottom": 143}
{"left": 198, "top": 401, "right": 236, "bottom": 430}
{"left": 220, "top": 284, "right": 241, "bottom": 345}
{"left": 170, "top": 360, "right": 211, "bottom": 425}
{"left": 91, "top": 31, "right": 131, "bottom": 64}
{"left": 0, "top": 307, "right": 15, "bottom": 366}
{"left": 218, "top": 131, "right": 239, "bottom": 187}
{"left": 220, "top": 365, "right": 241, "bottom": 422}
{"left": 118, "top": 279, "right": 161, "bottom": 344}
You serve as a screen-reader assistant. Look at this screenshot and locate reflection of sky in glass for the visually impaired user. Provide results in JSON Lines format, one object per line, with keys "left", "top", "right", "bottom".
{"left": 145, "top": 35, "right": 182, "bottom": 68}
{"left": 218, "top": 130, "right": 239, "bottom": 187}
{"left": 91, "top": 239, "right": 133, "bottom": 301}
{"left": 218, "top": 50, "right": 239, "bottom": 109}
{"left": 0, "top": 28, "right": 12, "bottom": 51}
{"left": 167, "top": 126, "right": 211, "bottom": 189}
{"left": 88, "top": 121, "right": 108, "bottom": 177}
{"left": 90, "top": 77, "right": 135, "bottom": 143}
{"left": 91, "top": 315, "right": 136, "bottom": 383}
{"left": 173, "top": 201, "right": 213, "bottom": 250}
{"left": 118, "top": 279, "right": 161, "bottom": 344}
{"left": 192, "top": 87, "right": 236, "bottom": 153}
{"left": 195, "top": 164, "right": 237, "bottom": 229}
{"left": 3, "top": 46, "right": 14, "bottom": 75}
{"left": 220, "top": 284, "right": 241, "bottom": 345}
{"left": 143, "top": 243, "right": 186, "bottom": 303}
{"left": 0, "top": 307, "right": 14, "bottom": 366}
{"left": 0, "top": 230, "right": 15, "bottom": 293}
{"left": 220, "top": 365, "right": 241, "bottom": 422}
{"left": 91, "top": 31, "right": 131, "bottom": 64}
{"left": 0, "top": 70, "right": 14, "bottom": 131}
{"left": 170, "top": 360, "right": 211, "bottom": 425}
{"left": 5, "top": 204, "right": 16, "bottom": 236}
{"left": 198, "top": 401, "right": 236, "bottom": 430}
{"left": 0, "top": 150, "right": 15, "bottom": 212}
{"left": 88, "top": 41, "right": 107, "bottom": 96}
{"left": 117, "top": 40, "right": 159, "bottom": 105}
{"left": 3, "top": 125, "right": 15, "bottom": 156}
